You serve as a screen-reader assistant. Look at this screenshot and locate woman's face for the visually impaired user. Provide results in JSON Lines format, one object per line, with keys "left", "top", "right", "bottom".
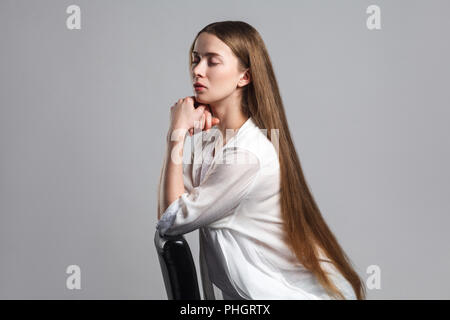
{"left": 191, "top": 32, "right": 248, "bottom": 104}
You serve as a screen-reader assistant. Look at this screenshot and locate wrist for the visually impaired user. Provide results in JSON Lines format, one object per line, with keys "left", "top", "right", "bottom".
{"left": 167, "top": 126, "right": 188, "bottom": 144}
{"left": 166, "top": 129, "right": 186, "bottom": 165}
{"left": 170, "top": 121, "right": 189, "bottom": 132}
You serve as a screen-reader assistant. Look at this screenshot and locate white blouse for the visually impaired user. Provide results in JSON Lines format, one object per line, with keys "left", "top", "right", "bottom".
{"left": 156, "top": 117, "right": 357, "bottom": 300}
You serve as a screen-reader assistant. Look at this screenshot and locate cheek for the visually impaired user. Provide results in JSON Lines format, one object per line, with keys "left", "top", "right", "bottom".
{"left": 209, "top": 68, "right": 237, "bottom": 91}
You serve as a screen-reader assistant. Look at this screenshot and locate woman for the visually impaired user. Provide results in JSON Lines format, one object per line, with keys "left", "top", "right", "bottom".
{"left": 157, "top": 21, "right": 366, "bottom": 300}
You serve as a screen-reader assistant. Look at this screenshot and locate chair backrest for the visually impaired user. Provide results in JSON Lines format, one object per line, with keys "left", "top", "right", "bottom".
{"left": 154, "top": 230, "right": 201, "bottom": 300}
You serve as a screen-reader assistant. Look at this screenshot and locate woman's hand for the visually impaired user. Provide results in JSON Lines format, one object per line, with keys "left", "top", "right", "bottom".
{"left": 169, "top": 96, "right": 220, "bottom": 136}
{"left": 188, "top": 103, "right": 220, "bottom": 136}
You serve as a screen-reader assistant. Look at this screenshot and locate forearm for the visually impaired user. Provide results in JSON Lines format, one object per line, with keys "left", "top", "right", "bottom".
{"left": 158, "top": 128, "right": 187, "bottom": 220}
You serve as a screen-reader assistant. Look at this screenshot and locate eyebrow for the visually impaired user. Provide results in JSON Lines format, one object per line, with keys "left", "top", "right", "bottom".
{"left": 192, "top": 51, "right": 223, "bottom": 58}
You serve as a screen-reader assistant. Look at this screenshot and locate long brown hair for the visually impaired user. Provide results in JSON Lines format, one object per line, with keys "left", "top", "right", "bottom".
{"left": 188, "top": 21, "right": 366, "bottom": 300}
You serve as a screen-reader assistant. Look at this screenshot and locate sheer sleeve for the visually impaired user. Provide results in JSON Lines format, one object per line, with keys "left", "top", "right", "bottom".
{"left": 156, "top": 147, "right": 260, "bottom": 237}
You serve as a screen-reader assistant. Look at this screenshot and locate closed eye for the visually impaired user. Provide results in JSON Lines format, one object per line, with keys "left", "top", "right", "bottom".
{"left": 192, "top": 58, "right": 220, "bottom": 66}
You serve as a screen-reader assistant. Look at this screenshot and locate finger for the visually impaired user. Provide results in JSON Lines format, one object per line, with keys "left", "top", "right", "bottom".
{"left": 194, "top": 112, "right": 203, "bottom": 131}
{"left": 193, "top": 118, "right": 199, "bottom": 131}
{"left": 206, "top": 112, "right": 212, "bottom": 130}
{"left": 201, "top": 110, "right": 211, "bottom": 131}
{"left": 185, "top": 96, "right": 195, "bottom": 106}
{"left": 195, "top": 105, "right": 206, "bottom": 117}
{"left": 212, "top": 117, "right": 220, "bottom": 125}
{"left": 201, "top": 113, "right": 206, "bottom": 129}
{"left": 203, "top": 109, "right": 211, "bottom": 120}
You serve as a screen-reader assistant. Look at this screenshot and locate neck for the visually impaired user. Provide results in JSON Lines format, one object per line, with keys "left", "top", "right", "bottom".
{"left": 208, "top": 92, "right": 249, "bottom": 145}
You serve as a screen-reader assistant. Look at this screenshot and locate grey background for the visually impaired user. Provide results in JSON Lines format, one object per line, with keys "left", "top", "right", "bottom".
{"left": 1, "top": 0, "right": 449, "bottom": 299}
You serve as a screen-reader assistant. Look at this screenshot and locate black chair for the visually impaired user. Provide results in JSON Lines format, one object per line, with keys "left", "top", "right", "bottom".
{"left": 154, "top": 230, "right": 201, "bottom": 300}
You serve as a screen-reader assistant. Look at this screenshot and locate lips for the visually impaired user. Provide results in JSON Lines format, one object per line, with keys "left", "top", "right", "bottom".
{"left": 194, "top": 86, "right": 206, "bottom": 92}
{"left": 194, "top": 82, "right": 206, "bottom": 88}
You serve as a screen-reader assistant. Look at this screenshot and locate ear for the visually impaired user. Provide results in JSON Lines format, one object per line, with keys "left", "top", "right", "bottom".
{"left": 237, "top": 68, "right": 251, "bottom": 88}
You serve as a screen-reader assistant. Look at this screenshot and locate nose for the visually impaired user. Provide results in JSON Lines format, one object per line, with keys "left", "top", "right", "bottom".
{"left": 192, "top": 58, "right": 206, "bottom": 79}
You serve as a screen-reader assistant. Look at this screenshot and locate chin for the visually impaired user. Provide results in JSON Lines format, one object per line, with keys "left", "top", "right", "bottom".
{"left": 194, "top": 95, "right": 209, "bottom": 104}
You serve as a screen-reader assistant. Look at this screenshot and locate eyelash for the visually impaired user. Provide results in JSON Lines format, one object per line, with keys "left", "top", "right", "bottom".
{"left": 192, "top": 59, "right": 219, "bottom": 66}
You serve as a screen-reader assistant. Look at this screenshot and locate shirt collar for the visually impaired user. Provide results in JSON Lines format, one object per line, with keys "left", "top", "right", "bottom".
{"left": 202, "top": 116, "right": 254, "bottom": 141}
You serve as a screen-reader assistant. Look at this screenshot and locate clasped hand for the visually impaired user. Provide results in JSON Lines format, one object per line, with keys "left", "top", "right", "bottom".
{"left": 169, "top": 96, "right": 220, "bottom": 136}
